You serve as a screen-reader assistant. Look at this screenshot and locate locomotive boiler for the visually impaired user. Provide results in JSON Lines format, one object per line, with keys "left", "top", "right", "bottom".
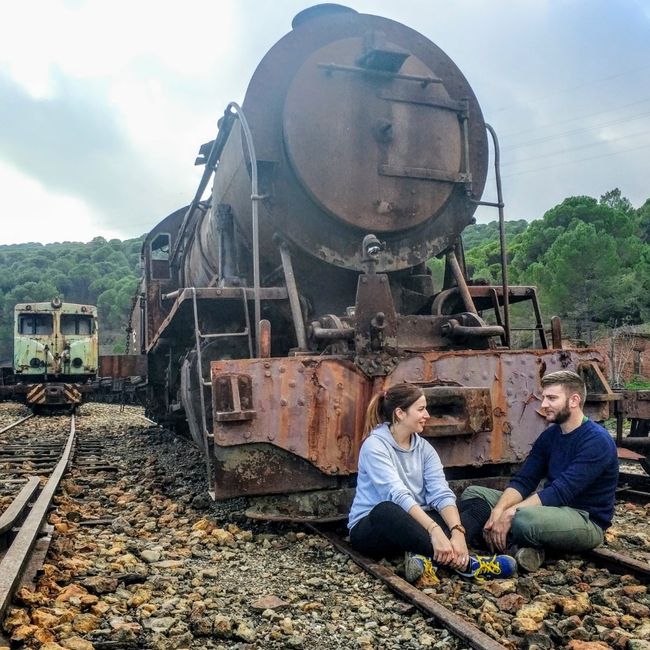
{"left": 130, "top": 4, "right": 614, "bottom": 515}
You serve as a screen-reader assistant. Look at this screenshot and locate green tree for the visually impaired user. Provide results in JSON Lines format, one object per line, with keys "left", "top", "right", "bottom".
{"left": 528, "top": 222, "right": 639, "bottom": 334}
{"left": 0, "top": 236, "right": 143, "bottom": 363}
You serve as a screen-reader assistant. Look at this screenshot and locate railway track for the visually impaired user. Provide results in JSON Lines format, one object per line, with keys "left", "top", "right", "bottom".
{"left": 308, "top": 515, "right": 650, "bottom": 650}
{"left": 306, "top": 468, "right": 650, "bottom": 650}
{"left": 0, "top": 413, "right": 76, "bottom": 630}
{"left": 0, "top": 404, "right": 648, "bottom": 649}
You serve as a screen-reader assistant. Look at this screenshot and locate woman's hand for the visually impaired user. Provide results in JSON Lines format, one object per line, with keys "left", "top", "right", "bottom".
{"left": 449, "top": 531, "right": 469, "bottom": 570}
{"left": 429, "top": 527, "right": 455, "bottom": 565}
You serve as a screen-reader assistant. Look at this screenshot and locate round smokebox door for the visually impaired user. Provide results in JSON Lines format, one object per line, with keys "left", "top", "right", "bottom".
{"left": 283, "top": 37, "right": 463, "bottom": 233}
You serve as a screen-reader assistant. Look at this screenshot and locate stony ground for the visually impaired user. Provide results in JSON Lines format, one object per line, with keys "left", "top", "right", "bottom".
{"left": 1, "top": 403, "right": 650, "bottom": 650}
{"left": 0, "top": 403, "right": 463, "bottom": 650}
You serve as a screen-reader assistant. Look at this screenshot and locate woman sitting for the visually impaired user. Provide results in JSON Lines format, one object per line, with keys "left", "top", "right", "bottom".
{"left": 348, "top": 383, "right": 516, "bottom": 583}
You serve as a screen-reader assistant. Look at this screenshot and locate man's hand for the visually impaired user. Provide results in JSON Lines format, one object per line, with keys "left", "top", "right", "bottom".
{"left": 483, "top": 507, "right": 516, "bottom": 552}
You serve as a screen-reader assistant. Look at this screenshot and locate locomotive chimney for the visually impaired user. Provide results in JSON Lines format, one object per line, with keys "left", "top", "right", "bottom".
{"left": 292, "top": 4, "right": 357, "bottom": 29}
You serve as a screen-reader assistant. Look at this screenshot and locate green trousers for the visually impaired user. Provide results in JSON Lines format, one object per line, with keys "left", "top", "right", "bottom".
{"left": 460, "top": 485, "right": 604, "bottom": 552}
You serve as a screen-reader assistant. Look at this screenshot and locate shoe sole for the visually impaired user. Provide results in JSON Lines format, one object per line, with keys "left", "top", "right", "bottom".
{"left": 516, "top": 548, "right": 544, "bottom": 572}
{"left": 404, "top": 557, "right": 424, "bottom": 583}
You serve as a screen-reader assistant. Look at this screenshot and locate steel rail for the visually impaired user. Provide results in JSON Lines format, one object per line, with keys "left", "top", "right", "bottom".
{"left": 0, "top": 415, "right": 76, "bottom": 620}
{"left": 618, "top": 471, "right": 650, "bottom": 490}
{"left": 0, "top": 414, "right": 34, "bottom": 435}
{"left": 587, "top": 547, "right": 650, "bottom": 583}
{"left": 309, "top": 526, "right": 506, "bottom": 650}
{"left": 616, "top": 488, "right": 650, "bottom": 504}
{"left": 0, "top": 478, "right": 40, "bottom": 539}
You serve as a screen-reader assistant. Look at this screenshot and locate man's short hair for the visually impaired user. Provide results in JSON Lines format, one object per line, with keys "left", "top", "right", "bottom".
{"left": 541, "top": 370, "right": 586, "bottom": 406}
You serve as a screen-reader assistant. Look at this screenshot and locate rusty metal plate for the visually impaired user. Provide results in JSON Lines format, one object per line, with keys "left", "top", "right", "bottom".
{"left": 283, "top": 37, "right": 461, "bottom": 232}
{"left": 99, "top": 355, "right": 147, "bottom": 378}
{"left": 210, "top": 348, "right": 610, "bottom": 486}
{"left": 212, "top": 443, "right": 343, "bottom": 499}
{"left": 619, "top": 390, "right": 650, "bottom": 419}
{"left": 421, "top": 386, "right": 492, "bottom": 438}
{"left": 211, "top": 357, "right": 372, "bottom": 475}
{"left": 617, "top": 447, "right": 645, "bottom": 461}
{"left": 387, "top": 348, "right": 611, "bottom": 468}
{"left": 213, "top": 374, "right": 255, "bottom": 421}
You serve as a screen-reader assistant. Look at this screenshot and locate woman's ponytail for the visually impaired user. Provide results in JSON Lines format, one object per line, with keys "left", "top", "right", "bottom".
{"left": 362, "top": 383, "right": 424, "bottom": 439}
{"left": 363, "top": 392, "right": 384, "bottom": 438}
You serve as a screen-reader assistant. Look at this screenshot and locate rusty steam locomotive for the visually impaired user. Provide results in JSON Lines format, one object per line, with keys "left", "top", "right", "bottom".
{"left": 129, "top": 4, "right": 614, "bottom": 515}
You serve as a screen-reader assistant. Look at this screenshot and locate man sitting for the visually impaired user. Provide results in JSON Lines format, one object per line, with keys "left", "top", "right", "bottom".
{"left": 459, "top": 370, "right": 618, "bottom": 571}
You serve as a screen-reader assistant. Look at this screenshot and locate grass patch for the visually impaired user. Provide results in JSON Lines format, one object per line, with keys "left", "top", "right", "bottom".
{"left": 626, "top": 376, "right": 650, "bottom": 390}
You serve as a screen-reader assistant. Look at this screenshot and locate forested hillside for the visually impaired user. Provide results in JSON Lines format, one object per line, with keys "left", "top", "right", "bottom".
{"left": 0, "top": 236, "right": 143, "bottom": 363}
{"left": 461, "top": 188, "right": 650, "bottom": 341}
{"left": 1, "top": 188, "right": 648, "bottom": 365}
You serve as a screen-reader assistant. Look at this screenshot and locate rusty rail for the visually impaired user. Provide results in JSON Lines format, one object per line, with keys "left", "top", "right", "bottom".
{"left": 0, "top": 415, "right": 76, "bottom": 619}
{"left": 310, "top": 526, "right": 506, "bottom": 650}
{"left": 587, "top": 547, "right": 650, "bottom": 583}
{"left": 0, "top": 478, "right": 40, "bottom": 543}
{"left": 0, "top": 414, "right": 33, "bottom": 435}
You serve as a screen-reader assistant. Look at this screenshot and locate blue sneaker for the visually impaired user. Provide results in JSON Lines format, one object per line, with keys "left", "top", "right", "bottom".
{"left": 404, "top": 553, "right": 440, "bottom": 585}
{"left": 456, "top": 553, "right": 517, "bottom": 582}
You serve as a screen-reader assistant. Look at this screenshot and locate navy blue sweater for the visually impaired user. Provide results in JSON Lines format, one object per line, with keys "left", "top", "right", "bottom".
{"left": 508, "top": 419, "right": 618, "bottom": 530}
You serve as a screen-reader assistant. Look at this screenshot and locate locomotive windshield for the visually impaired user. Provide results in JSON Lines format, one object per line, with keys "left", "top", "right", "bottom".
{"left": 18, "top": 313, "right": 53, "bottom": 335}
{"left": 61, "top": 314, "right": 94, "bottom": 335}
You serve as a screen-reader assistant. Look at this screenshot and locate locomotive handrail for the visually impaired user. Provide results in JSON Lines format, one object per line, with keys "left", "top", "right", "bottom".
{"left": 225, "top": 102, "right": 264, "bottom": 358}
{"left": 469, "top": 124, "right": 511, "bottom": 347}
{"left": 486, "top": 123, "right": 511, "bottom": 349}
{"left": 190, "top": 287, "right": 215, "bottom": 487}
{"left": 317, "top": 62, "right": 442, "bottom": 87}
{"left": 169, "top": 107, "right": 238, "bottom": 268}
{"left": 170, "top": 102, "right": 265, "bottom": 357}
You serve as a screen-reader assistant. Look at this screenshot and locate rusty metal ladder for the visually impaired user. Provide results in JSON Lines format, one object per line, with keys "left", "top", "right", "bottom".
{"left": 189, "top": 286, "right": 254, "bottom": 494}
{"left": 485, "top": 286, "right": 549, "bottom": 349}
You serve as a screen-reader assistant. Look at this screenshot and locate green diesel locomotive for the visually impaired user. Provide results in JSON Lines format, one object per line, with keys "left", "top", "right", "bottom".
{"left": 10, "top": 299, "right": 98, "bottom": 409}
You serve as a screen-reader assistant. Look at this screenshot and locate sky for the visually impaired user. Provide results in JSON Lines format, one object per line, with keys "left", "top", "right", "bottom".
{"left": 1, "top": 0, "right": 649, "bottom": 245}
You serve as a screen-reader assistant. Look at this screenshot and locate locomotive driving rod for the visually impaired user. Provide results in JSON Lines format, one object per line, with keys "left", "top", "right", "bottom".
{"left": 309, "top": 325, "right": 354, "bottom": 340}
{"left": 445, "top": 250, "right": 479, "bottom": 316}
{"left": 441, "top": 320, "right": 505, "bottom": 339}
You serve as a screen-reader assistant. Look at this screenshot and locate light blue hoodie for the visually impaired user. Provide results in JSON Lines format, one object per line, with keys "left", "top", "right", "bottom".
{"left": 348, "top": 422, "right": 456, "bottom": 530}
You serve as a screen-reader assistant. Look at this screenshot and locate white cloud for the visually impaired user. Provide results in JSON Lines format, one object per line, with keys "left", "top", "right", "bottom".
{"left": 0, "top": 161, "right": 123, "bottom": 245}
{"left": 0, "top": 1, "right": 238, "bottom": 96}
{"left": 1, "top": 0, "right": 649, "bottom": 244}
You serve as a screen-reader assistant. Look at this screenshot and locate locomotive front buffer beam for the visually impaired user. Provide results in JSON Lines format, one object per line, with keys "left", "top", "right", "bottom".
{"left": 209, "top": 350, "right": 612, "bottom": 507}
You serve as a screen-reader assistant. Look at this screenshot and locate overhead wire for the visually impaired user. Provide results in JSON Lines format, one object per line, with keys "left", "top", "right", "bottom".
{"left": 500, "top": 109, "right": 650, "bottom": 151}
{"left": 499, "top": 141, "right": 650, "bottom": 179}
{"left": 488, "top": 62, "right": 650, "bottom": 114}
{"left": 485, "top": 61, "right": 650, "bottom": 184}
{"left": 499, "top": 96, "right": 650, "bottom": 139}
{"left": 500, "top": 127, "right": 650, "bottom": 167}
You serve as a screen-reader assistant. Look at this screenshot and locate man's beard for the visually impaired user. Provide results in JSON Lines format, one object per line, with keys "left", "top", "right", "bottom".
{"left": 546, "top": 399, "right": 571, "bottom": 424}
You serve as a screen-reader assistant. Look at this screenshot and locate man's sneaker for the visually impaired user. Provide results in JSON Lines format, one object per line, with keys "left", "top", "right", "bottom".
{"left": 404, "top": 553, "right": 440, "bottom": 585}
{"left": 456, "top": 553, "right": 517, "bottom": 582}
{"left": 515, "top": 547, "right": 545, "bottom": 572}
